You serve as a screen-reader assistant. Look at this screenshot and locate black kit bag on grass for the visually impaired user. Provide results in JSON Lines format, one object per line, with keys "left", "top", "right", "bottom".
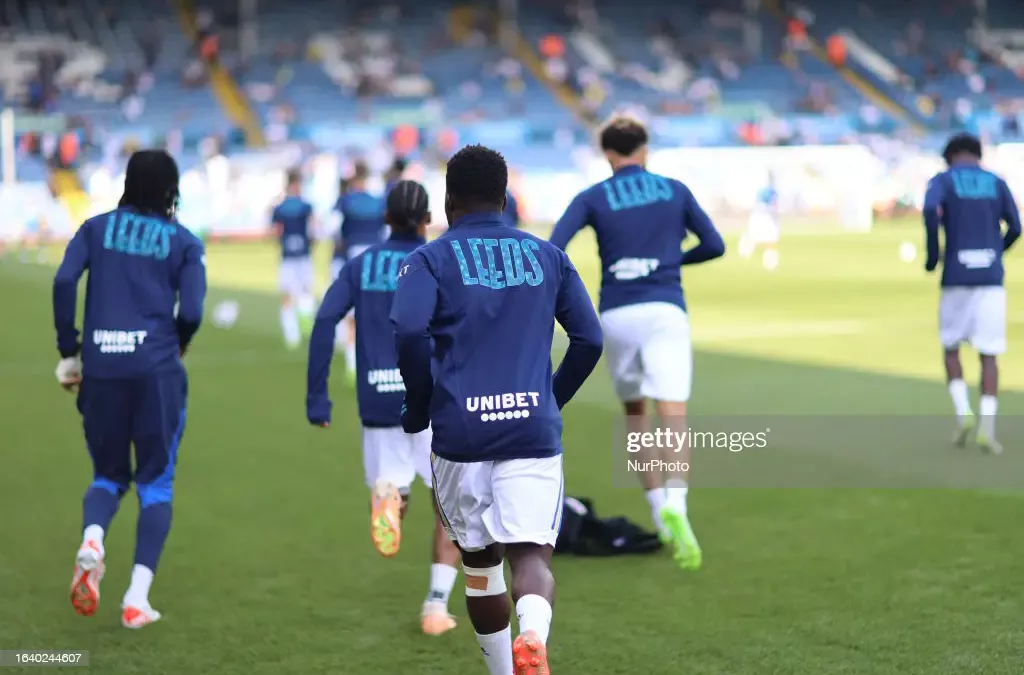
{"left": 554, "top": 496, "right": 663, "bottom": 556}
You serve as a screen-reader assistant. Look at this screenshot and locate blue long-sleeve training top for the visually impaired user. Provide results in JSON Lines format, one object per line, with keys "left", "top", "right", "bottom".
{"left": 272, "top": 196, "right": 313, "bottom": 259}
{"left": 390, "top": 212, "right": 604, "bottom": 463}
{"left": 549, "top": 165, "right": 725, "bottom": 313}
{"left": 923, "top": 162, "right": 1021, "bottom": 286}
{"left": 52, "top": 207, "right": 207, "bottom": 379}
{"left": 333, "top": 190, "right": 386, "bottom": 259}
{"left": 307, "top": 232, "right": 425, "bottom": 427}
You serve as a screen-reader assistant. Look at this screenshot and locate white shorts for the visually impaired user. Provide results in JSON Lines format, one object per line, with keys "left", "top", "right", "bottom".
{"left": 746, "top": 212, "right": 779, "bottom": 244}
{"left": 362, "top": 426, "right": 432, "bottom": 491}
{"left": 939, "top": 286, "right": 1007, "bottom": 355}
{"left": 599, "top": 302, "right": 692, "bottom": 403}
{"left": 431, "top": 454, "right": 564, "bottom": 552}
{"left": 279, "top": 258, "right": 314, "bottom": 297}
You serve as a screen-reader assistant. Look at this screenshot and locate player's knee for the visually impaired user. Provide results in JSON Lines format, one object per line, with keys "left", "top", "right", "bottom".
{"left": 462, "top": 563, "right": 507, "bottom": 597}
{"left": 654, "top": 399, "right": 687, "bottom": 418}
{"left": 90, "top": 477, "right": 128, "bottom": 498}
{"left": 136, "top": 477, "right": 174, "bottom": 509}
{"left": 624, "top": 399, "right": 646, "bottom": 416}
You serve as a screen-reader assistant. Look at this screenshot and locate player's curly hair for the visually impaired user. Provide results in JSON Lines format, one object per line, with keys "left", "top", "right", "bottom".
{"left": 942, "top": 132, "right": 982, "bottom": 165}
{"left": 119, "top": 149, "right": 180, "bottom": 219}
{"left": 386, "top": 179, "right": 430, "bottom": 232}
{"left": 599, "top": 116, "right": 649, "bottom": 157}
{"left": 445, "top": 144, "right": 508, "bottom": 209}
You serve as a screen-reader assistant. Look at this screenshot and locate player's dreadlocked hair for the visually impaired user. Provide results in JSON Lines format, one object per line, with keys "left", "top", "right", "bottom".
{"left": 599, "top": 115, "right": 649, "bottom": 157}
{"left": 445, "top": 144, "right": 508, "bottom": 210}
{"left": 386, "top": 179, "right": 430, "bottom": 232}
{"left": 942, "top": 132, "right": 982, "bottom": 165}
{"left": 119, "top": 149, "right": 180, "bottom": 219}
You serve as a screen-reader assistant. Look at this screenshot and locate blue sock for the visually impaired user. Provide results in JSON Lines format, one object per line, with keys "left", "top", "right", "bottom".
{"left": 134, "top": 503, "right": 172, "bottom": 571}
{"left": 82, "top": 486, "right": 122, "bottom": 533}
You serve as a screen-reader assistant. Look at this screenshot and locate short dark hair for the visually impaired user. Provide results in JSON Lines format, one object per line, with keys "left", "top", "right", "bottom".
{"left": 386, "top": 179, "right": 429, "bottom": 232}
{"left": 943, "top": 132, "right": 982, "bottom": 165}
{"left": 352, "top": 160, "right": 369, "bottom": 180}
{"left": 599, "top": 116, "right": 649, "bottom": 156}
{"left": 286, "top": 168, "right": 302, "bottom": 187}
{"left": 119, "top": 149, "right": 180, "bottom": 218}
{"left": 445, "top": 144, "right": 508, "bottom": 209}
{"left": 390, "top": 157, "right": 408, "bottom": 175}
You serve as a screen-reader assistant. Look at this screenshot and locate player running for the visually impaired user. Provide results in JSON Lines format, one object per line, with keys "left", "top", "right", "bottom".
{"left": 307, "top": 180, "right": 461, "bottom": 636}
{"left": 272, "top": 169, "right": 316, "bottom": 350}
{"left": 392, "top": 145, "right": 603, "bottom": 675}
{"left": 549, "top": 116, "right": 725, "bottom": 571}
{"left": 53, "top": 149, "right": 206, "bottom": 629}
{"left": 330, "top": 161, "right": 386, "bottom": 383}
{"left": 739, "top": 172, "right": 780, "bottom": 270}
{"left": 924, "top": 133, "right": 1020, "bottom": 454}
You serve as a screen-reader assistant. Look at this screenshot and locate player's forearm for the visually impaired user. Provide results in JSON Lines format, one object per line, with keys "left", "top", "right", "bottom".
{"left": 52, "top": 282, "right": 80, "bottom": 357}
{"left": 681, "top": 235, "right": 726, "bottom": 265}
{"left": 924, "top": 214, "right": 941, "bottom": 267}
{"left": 395, "top": 334, "right": 433, "bottom": 411}
{"left": 553, "top": 332, "right": 603, "bottom": 409}
{"left": 306, "top": 319, "right": 336, "bottom": 419}
{"left": 1004, "top": 218, "right": 1021, "bottom": 251}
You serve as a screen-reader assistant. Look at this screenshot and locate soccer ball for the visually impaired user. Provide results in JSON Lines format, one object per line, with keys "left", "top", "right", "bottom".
{"left": 898, "top": 241, "right": 917, "bottom": 263}
{"left": 212, "top": 300, "right": 240, "bottom": 328}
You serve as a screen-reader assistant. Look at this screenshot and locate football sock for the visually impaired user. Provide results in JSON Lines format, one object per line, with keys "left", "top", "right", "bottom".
{"left": 297, "top": 294, "right": 315, "bottom": 318}
{"left": 82, "top": 525, "right": 105, "bottom": 549}
{"left": 664, "top": 478, "right": 688, "bottom": 515}
{"left": 476, "top": 625, "right": 514, "bottom": 675}
{"left": 123, "top": 564, "right": 154, "bottom": 609}
{"left": 345, "top": 344, "right": 356, "bottom": 372}
{"left": 979, "top": 395, "right": 998, "bottom": 436}
{"left": 281, "top": 306, "right": 300, "bottom": 346}
{"left": 646, "top": 488, "right": 666, "bottom": 530}
{"left": 134, "top": 503, "right": 172, "bottom": 572}
{"left": 948, "top": 379, "right": 973, "bottom": 419}
{"left": 426, "top": 563, "right": 459, "bottom": 608}
{"left": 762, "top": 248, "right": 779, "bottom": 270}
{"left": 516, "top": 594, "right": 553, "bottom": 644}
{"left": 83, "top": 485, "right": 121, "bottom": 536}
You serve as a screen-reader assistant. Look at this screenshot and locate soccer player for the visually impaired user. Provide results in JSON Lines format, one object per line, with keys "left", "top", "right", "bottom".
{"left": 392, "top": 145, "right": 603, "bottom": 675}
{"left": 504, "top": 188, "right": 521, "bottom": 227}
{"left": 272, "top": 169, "right": 316, "bottom": 350}
{"left": 52, "top": 149, "right": 206, "bottom": 629}
{"left": 924, "top": 133, "right": 1020, "bottom": 454}
{"left": 384, "top": 157, "right": 407, "bottom": 196}
{"left": 331, "top": 161, "right": 386, "bottom": 381}
{"left": 549, "top": 116, "right": 725, "bottom": 570}
{"left": 307, "top": 180, "right": 462, "bottom": 636}
{"left": 739, "top": 172, "right": 780, "bottom": 270}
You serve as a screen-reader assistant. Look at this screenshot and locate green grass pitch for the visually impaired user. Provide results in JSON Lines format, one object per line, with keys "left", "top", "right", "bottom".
{"left": 1, "top": 222, "right": 1023, "bottom": 674}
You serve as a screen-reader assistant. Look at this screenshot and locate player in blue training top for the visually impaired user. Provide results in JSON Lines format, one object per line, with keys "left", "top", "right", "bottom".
{"left": 391, "top": 145, "right": 603, "bottom": 675}
{"left": 924, "top": 133, "right": 1021, "bottom": 454}
{"left": 549, "top": 116, "right": 725, "bottom": 571}
{"left": 306, "top": 180, "right": 462, "bottom": 637}
{"left": 504, "top": 188, "right": 520, "bottom": 227}
{"left": 739, "top": 171, "right": 781, "bottom": 270}
{"left": 52, "top": 149, "right": 206, "bottom": 629}
{"left": 271, "top": 169, "right": 316, "bottom": 350}
{"left": 330, "top": 161, "right": 386, "bottom": 382}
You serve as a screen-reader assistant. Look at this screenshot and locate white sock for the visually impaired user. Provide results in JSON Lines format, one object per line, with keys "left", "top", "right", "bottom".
{"left": 280, "top": 306, "right": 300, "bottom": 346}
{"left": 948, "top": 379, "right": 973, "bottom": 418}
{"left": 82, "top": 525, "right": 104, "bottom": 548}
{"left": 646, "top": 488, "right": 666, "bottom": 530}
{"left": 123, "top": 564, "right": 154, "bottom": 609}
{"left": 664, "top": 478, "right": 688, "bottom": 515}
{"left": 980, "top": 395, "right": 998, "bottom": 435}
{"left": 762, "top": 248, "right": 779, "bottom": 270}
{"left": 345, "top": 344, "right": 356, "bottom": 371}
{"left": 425, "top": 563, "right": 459, "bottom": 608}
{"left": 476, "top": 625, "right": 514, "bottom": 675}
{"left": 516, "top": 594, "right": 553, "bottom": 644}
{"left": 297, "top": 294, "right": 315, "bottom": 317}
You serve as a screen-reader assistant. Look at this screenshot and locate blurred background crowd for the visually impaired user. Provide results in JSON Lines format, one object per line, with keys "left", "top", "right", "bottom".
{"left": 0, "top": 0, "right": 1022, "bottom": 240}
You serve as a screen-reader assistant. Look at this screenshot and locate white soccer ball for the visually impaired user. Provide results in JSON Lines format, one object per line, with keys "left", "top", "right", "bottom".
{"left": 212, "top": 300, "right": 240, "bottom": 328}
{"left": 899, "top": 241, "right": 917, "bottom": 263}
